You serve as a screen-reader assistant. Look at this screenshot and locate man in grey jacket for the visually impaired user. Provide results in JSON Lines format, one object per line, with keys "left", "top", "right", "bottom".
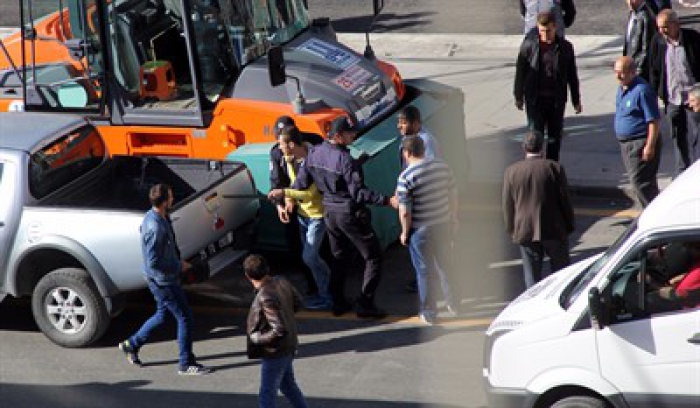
{"left": 503, "top": 131, "right": 575, "bottom": 289}
{"left": 520, "top": 0, "right": 576, "bottom": 38}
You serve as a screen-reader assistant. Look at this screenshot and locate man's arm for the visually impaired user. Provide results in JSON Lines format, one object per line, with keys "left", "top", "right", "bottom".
{"left": 345, "top": 156, "right": 388, "bottom": 206}
{"left": 643, "top": 119, "right": 661, "bottom": 161}
{"left": 399, "top": 205, "right": 412, "bottom": 246}
{"left": 249, "top": 295, "right": 287, "bottom": 345}
{"left": 567, "top": 42, "right": 582, "bottom": 113}
{"left": 514, "top": 39, "right": 530, "bottom": 110}
{"left": 502, "top": 171, "right": 515, "bottom": 235}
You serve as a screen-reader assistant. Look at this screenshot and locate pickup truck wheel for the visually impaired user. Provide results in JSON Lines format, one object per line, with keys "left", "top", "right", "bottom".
{"left": 32, "top": 268, "right": 109, "bottom": 348}
{"left": 551, "top": 395, "right": 608, "bottom": 408}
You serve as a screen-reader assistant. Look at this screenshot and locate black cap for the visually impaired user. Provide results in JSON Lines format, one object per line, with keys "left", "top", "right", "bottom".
{"left": 328, "top": 116, "right": 357, "bottom": 137}
{"left": 273, "top": 116, "right": 296, "bottom": 137}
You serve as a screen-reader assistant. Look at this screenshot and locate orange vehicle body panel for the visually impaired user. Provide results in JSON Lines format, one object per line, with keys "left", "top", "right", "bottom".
{"left": 97, "top": 99, "right": 345, "bottom": 159}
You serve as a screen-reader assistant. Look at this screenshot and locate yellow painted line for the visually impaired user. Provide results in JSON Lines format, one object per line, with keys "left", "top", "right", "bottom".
{"left": 127, "top": 303, "right": 494, "bottom": 328}
{"left": 462, "top": 204, "right": 640, "bottom": 219}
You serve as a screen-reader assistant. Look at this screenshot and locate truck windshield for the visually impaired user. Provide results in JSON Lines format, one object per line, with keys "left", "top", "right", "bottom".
{"left": 560, "top": 220, "right": 639, "bottom": 309}
{"left": 219, "top": 0, "right": 310, "bottom": 66}
{"left": 29, "top": 126, "right": 106, "bottom": 199}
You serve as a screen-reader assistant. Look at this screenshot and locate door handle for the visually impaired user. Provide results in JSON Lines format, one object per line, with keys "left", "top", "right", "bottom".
{"left": 688, "top": 333, "right": 700, "bottom": 345}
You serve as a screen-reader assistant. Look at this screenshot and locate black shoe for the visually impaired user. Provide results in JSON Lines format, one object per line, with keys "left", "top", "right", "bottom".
{"left": 118, "top": 340, "right": 142, "bottom": 366}
{"left": 332, "top": 300, "right": 352, "bottom": 316}
{"left": 405, "top": 279, "right": 418, "bottom": 293}
{"left": 355, "top": 304, "right": 387, "bottom": 320}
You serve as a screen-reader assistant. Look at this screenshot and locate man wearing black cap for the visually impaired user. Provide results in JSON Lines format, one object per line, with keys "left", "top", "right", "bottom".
{"left": 271, "top": 116, "right": 396, "bottom": 319}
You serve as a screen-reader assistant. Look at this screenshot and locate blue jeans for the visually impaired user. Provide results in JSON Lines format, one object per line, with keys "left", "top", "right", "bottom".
{"left": 260, "top": 354, "right": 308, "bottom": 408}
{"left": 408, "top": 224, "right": 453, "bottom": 317}
{"left": 298, "top": 215, "right": 331, "bottom": 303}
{"left": 129, "top": 281, "right": 195, "bottom": 369}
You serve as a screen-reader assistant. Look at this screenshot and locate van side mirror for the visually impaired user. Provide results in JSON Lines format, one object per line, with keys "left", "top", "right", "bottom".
{"left": 373, "top": 0, "right": 384, "bottom": 16}
{"left": 588, "top": 287, "right": 607, "bottom": 330}
{"left": 267, "top": 46, "right": 287, "bottom": 87}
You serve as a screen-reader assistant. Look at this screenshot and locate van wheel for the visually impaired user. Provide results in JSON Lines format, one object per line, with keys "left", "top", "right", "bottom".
{"left": 32, "top": 268, "right": 110, "bottom": 348}
{"left": 551, "top": 395, "right": 607, "bottom": 408}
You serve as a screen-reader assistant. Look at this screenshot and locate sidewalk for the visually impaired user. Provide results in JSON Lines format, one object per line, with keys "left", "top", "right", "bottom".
{"left": 339, "top": 33, "right": 675, "bottom": 201}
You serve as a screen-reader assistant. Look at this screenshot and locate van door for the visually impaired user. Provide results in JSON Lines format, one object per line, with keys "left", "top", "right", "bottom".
{"left": 0, "top": 160, "right": 17, "bottom": 291}
{"left": 595, "top": 238, "right": 700, "bottom": 407}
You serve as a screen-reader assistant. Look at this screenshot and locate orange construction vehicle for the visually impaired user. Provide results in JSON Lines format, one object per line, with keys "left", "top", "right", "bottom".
{"left": 0, "top": 0, "right": 466, "bottom": 250}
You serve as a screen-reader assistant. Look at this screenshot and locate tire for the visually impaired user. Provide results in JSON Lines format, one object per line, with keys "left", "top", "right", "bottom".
{"left": 550, "top": 395, "right": 608, "bottom": 408}
{"left": 32, "top": 268, "right": 110, "bottom": 348}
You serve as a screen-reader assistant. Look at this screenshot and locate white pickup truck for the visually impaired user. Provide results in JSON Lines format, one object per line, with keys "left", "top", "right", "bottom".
{"left": 0, "top": 113, "right": 259, "bottom": 347}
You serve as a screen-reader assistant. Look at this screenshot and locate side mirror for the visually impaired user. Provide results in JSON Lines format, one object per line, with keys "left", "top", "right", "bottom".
{"left": 372, "top": 0, "right": 384, "bottom": 16}
{"left": 588, "top": 287, "right": 607, "bottom": 330}
{"left": 267, "top": 46, "right": 287, "bottom": 87}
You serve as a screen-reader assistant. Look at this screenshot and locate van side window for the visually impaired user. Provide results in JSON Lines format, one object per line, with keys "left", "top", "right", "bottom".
{"left": 646, "top": 241, "right": 700, "bottom": 314}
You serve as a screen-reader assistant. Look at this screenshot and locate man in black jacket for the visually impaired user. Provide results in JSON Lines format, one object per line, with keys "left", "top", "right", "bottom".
{"left": 649, "top": 9, "right": 700, "bottom": 175}
{"left": 244, "top": 254, "right": 308, "bottom": 408}
{"left": 624, "top": 0, "right": 658, "bottom": 82}
{"left": 514, "top": 11, "right": 582, "bottom": 162}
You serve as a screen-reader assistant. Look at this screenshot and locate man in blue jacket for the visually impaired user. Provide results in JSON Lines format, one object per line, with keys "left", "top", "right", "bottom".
{"left": 119, "top": 184, "right": 211, "bottom": 375}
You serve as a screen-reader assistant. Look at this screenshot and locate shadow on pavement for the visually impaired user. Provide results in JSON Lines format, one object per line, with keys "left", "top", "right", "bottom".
{"left": 328, "top": 12, "right": 437, "bottom": 33}
{"left": 0, "top": 380, "right": 467, "bottom": 408}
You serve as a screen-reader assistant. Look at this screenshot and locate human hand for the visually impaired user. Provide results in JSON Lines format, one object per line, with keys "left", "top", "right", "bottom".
{"left": 574, "top": 103, "right": 583, "bottom": 114}
{"left": 277, "top": 205, "right": 290, "bottom": 224}
{"left": 389, "top": 195, "right": 399, "bottom": 209}
{"left": 249, "top": 331, "right": 262, "bottom": 344}
{"left": 669, "top": 273, "right": 687, "bottom": 286}
{"left": 268, "top": 189, "right": 285, "bottom": 201}
{"left": 400, "top": 231, "right": 409, "bottom": 246}
{"left": 641, "top": 142, "right": 655, "bottom": 161}
{"left": 284, "top": 197, "right": 295, "bottom": 214}
{"left": 515, "top": 100, "right": 524, "bottom": 111}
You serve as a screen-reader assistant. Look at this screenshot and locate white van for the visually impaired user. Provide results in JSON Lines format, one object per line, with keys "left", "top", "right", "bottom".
{"left": 483, "top": 163, "right": 700, "bottom": 408}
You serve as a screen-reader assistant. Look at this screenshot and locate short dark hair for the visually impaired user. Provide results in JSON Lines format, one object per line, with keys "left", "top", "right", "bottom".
{"left": 243, "top": 254, "right": 270, "bottom": 281}
{"left": 149, "top": 183, "right": 172, "bottom": 207}
{"left": 399, "top": 105, "right": 421, "bottom": 124}
{"left": 279, "top": 125, "right": 303, "bottom": 146}
{"left": 537, "top": 11, "right": 556, "bottom": 27}
{"left": 274, "top": 116, "right": 296, "bottom": 138}
{"left": 523, "top": 130, "right": 544, "bottom": 154}
{"left": 402, "top": 135, "right": 425, "bottom": 158}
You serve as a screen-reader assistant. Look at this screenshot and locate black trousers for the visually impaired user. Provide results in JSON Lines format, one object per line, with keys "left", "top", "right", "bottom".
{"left": 324, "top": 209, "right": 383, "bottom": 306}
{"left": 526, "top": 97, "right": 566, "bottom": 162}
{"left": 667, "top": 103, "right": 700, "bottom": 176}
{"left": 619, "top": 137, "right": 661, "bottom": 208}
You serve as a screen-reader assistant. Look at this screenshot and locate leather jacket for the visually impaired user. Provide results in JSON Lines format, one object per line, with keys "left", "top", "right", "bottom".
{"left": 246, "top": 276, "right": 303, "bottom": 359}
{"left": 514, "top": 33, "right": 581, "bottom": 109}
{"left": 623, "top": 2, "right": 657, "bottom": 82}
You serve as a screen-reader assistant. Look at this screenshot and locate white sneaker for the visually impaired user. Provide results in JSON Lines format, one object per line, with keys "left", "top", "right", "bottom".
{"left": 419, "top": 313, "right": 436, "bottom": 326}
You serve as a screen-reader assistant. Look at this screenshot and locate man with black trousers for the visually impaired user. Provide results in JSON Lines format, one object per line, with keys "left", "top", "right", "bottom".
{"left": 649, "top": 9, "right": 700, "bottom": 176}
{"left": 515, "top": 11, "right": 582, "bottom": 162}
{"left": 280, "top": 116, "right": 396, "bottom": 319}
{"left": 623, "top": 0, "right": 658, "bottom": 83}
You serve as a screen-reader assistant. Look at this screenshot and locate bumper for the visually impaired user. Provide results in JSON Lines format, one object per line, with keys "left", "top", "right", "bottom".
{"left": 483, "top": 379, "right": 537, "bottom": 408}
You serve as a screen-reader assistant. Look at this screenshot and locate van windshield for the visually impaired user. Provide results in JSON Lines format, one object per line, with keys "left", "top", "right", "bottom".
{"left": 560, "top": 220, "right": 638, "bottom": 309}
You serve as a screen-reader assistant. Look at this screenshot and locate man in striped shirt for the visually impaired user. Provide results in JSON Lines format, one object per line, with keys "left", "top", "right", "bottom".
{"left": 396, "top": 136, "right": 459, "bottom": 325}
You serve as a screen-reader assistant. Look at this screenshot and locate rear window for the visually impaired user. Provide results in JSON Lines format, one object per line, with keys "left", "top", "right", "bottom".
{"left": 29, "top": 126, "right": 106, "bottom": 199}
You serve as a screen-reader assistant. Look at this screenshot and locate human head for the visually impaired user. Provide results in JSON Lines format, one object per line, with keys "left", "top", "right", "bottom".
{"left": 657, "top": 9, "right": 680, "bottom": 42}
{"left": 149, "top": 183, "right": 173, "bottom": 211}
{"left": 243, "top": 254, "right": 270, "bottom": 282}
{"left": 328, "top": 116, "right": 357, "bottom": 146}
{"left": 397, "top": 106, "right": 422, "bottom": 137}
{"left": 626, "top": 0, "right": 642, "bottom": 11}
{"left": 278, "top": 125, "right": 303, "bottom": 157}
{"left": 523, "top": 130, "right": 544, "bottom": 154}
{"left": 537, "top": 11, "right": 557, "bottom": 44}
{"left": 273, "top": 115, "right": 296, "bottom": 139}
{"left": 614, "top": 56, "right": 637, "bottom": 87}
{"left": 688, "top": 85, "right": 700, "bottom": 113}
{"left": 401, "top": 135, "right": 425, "bottom": 163}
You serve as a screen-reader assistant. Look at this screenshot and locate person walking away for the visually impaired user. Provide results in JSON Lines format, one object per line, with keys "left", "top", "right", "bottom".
{"left": 282, "top": 116, "right": 396, "bottom": 319}
{"left": 514, "top": 11, "right": 582, "bottom": 162}
{"left": 119, "top": 184, "right": 211, "bottom": 375}
{"left": 503, "top": 131, "right": 575, "bottom": 289}
{"left": 397, "top": 136, "right": 459, "bottom": 324}
{"left": 268, "top": 126, "right": 333, "bottom": 310}
{"left": 649, "top": 9, "right": 700, "bottom": 175}
{"left": 243, "top": 254, "right": 308, "bottom": 408}
{"left": 520, "top": 0, "right": 576, "bottom": 38}
{"left": 614, "top": 56, "right": 662, "bottom": 207}
{"left": 623, "top": 0, "right": 658, "bottom": 83}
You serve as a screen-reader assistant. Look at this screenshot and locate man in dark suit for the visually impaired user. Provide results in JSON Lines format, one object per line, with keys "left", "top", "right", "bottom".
{"left": 502, "top": 130, "right": 575, "bottom": 289}
{"left": 649, "top": 9, "right": 700, "bottom": 175}
{"left": 623, "top": 0, "right": 658, "bottom": 82}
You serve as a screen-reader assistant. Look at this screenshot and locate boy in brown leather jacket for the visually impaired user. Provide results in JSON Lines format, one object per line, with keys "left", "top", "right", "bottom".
{"left": 244, "top": 254, "right": 308, "bottom": 408}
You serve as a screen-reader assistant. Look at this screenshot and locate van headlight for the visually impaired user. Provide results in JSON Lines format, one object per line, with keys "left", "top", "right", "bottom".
{"left": 483, "top": 320, "right": 523, "bottom": 374}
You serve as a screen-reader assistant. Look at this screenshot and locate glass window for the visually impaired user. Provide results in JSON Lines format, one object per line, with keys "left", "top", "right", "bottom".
{"left": 29, "top": 126, "right": 106, "bottom": 199}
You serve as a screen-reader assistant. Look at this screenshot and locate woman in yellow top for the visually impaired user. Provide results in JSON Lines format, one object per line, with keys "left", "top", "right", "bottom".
{"left": 269, "top": 126, "right": 332, "bottom": 310}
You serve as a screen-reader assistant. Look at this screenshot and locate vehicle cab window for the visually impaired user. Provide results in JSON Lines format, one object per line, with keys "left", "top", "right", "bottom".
{"left": 29, "top": 126, "right": 106, "bottom": 199}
